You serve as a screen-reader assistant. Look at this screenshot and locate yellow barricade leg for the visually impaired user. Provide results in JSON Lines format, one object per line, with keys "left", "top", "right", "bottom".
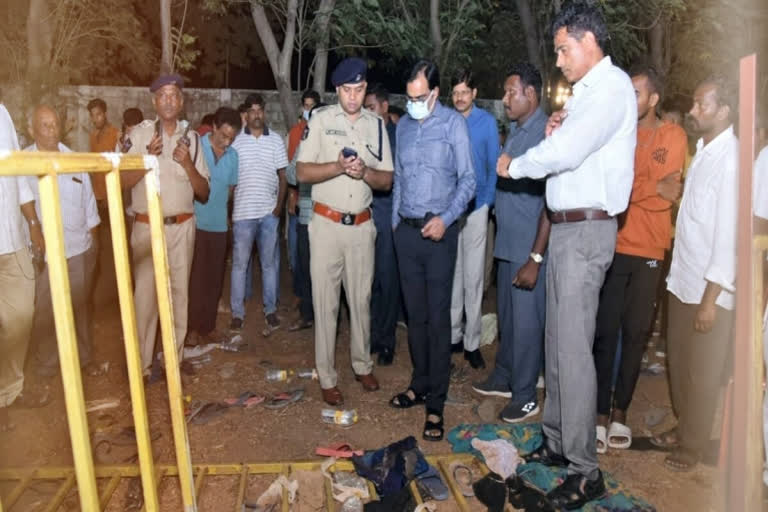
{"left": 37, "top": 173, "right": 99, "bottom": 511}
{"left": 144, "top": 170, "right": 197, "bottom": 510}
{"left": 105, "top": 165, "right": 160, "bottom": 511}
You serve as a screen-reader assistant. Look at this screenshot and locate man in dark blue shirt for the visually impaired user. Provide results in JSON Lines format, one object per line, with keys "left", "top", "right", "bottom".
{"left": 472, "top": 62, "right": 550, "bottom": 424}
{"left": 364, "top": 84, "right": 400, "bottom": 366}
{"left": 389, "top": 59, "right": 475, "bottom": 442}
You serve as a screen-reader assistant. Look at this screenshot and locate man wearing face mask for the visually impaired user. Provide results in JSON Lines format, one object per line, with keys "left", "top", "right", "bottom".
{"left": 389, "top": 59, "right": 475, "bottom": 442}
{"left": 297, "top": 57, "right": 394, "bottom": 407}
{"left": 122, "top": 74, "right": 210, "bottom": 378}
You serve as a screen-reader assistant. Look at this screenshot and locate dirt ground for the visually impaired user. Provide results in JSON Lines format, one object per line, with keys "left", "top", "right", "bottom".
{"left": 0, "top": 239, "right": 737, "bottom": 511}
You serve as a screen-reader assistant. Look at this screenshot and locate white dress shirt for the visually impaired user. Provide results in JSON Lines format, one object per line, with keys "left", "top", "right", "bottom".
{"left": 754, "top": 146, "right": 768, "bottom": 220}
{"left": 0, "top": 104, "right": 34, "bottom": 255}
{"left": 667, "top": 126, "right": 738, "bottom": 310}
{"left": 507, "top": 56, "right": 637, "bottom": 216}
{"left": 24, "top": 143, "right": 100, "bottom": 259}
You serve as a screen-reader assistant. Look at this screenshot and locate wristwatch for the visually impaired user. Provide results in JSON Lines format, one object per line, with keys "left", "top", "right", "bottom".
{"left": 529, "top": 252, "right": 543, "bottom": 264}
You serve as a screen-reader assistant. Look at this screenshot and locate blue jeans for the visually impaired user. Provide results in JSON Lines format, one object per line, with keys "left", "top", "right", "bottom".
{"left": 231, "top": 215, "right": 280, "bottom": 319}
{"left": 288, "top": 213, "right": 299, "bottom": 296}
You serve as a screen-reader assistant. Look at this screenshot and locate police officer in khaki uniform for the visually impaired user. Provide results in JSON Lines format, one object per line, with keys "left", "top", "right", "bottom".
{"left": 297, "top": 58, "right": 394, "bottom": 406}
{"left": 122, "top": 74, "right": 210, "bottom": 376}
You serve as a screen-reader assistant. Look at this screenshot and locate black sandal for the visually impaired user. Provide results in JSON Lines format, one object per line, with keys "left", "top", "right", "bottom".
{"left": 523, "top": 443, "right": 568, "bottom": 467}
{"left": 423, "top": 410, "right": 444, "bottom": 442}
{"left": 389, "top": 388, "right": 426, "bottom": 409}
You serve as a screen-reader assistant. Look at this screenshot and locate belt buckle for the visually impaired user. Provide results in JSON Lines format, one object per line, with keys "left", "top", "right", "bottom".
{"left": 163, "top": 216, "right": 175, "bottom": 225}
{"left": 341, "top": 213, "right": 354, "bottom": 225}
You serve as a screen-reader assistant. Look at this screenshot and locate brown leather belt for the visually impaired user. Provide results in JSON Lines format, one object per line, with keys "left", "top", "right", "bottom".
{"left": 548, "top": 208, "right": 613, "bottom": 224}
{"left": 134, "top": 212, "right": 194, "bottom": 225}
{"left": 313, "top": 202, "right": 371, "bottom": 226}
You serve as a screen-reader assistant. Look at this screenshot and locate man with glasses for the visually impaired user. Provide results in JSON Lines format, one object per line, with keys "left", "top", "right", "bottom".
{"left": 389, "top": 59, "right": 475, "bottom": 442}
{"left": 449, "top": 69, "right": 499, "bottom": 369}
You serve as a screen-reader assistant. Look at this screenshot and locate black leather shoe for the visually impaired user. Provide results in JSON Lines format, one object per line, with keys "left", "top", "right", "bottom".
{"left": 451, "top": 342, "right": 464, "bottom": 354}
{"left": 464, "top": 349, "right": 485, "bottom": 369}
{"left": 377, "top": 348, "right": 394, "bottom": 366}
{"left": 546, "top": 471, "right": 606, "bottom": 510}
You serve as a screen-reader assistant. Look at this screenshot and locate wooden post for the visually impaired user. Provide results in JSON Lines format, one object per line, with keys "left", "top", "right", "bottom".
{"left": 727, "top": 53, "right": 760, "bottom": 512}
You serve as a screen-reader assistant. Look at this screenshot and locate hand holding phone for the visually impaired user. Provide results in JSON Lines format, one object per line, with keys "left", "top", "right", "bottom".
{"left": 341, "top": 147, "right": 358, "bottom": 159}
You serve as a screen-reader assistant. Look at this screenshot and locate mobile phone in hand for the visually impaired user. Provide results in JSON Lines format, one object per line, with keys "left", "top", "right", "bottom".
{"left": 342, "top": 147, "right": 357, "bottom": 159}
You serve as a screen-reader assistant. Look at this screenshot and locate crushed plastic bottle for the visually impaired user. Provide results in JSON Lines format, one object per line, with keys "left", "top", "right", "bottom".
{"left": 321, "top": 408, "right": 358, "bottom": 426}
{"left": 296, "top": 368, "right": 318, "bottom": 380}
{"left": 266, "top": 369, "right": 295, "bottom": 382}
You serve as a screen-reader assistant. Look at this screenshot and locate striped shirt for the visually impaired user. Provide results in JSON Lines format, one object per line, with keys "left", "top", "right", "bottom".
{"left": 232, "top": 126, "right": 289, "bottom": 221}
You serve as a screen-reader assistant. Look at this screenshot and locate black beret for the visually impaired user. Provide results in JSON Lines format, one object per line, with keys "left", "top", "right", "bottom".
{"left": 150, "top": 74, "right": 184, "bottom": 93}
{"left": 331, "top": 58, "right": 367, "bottom": 87}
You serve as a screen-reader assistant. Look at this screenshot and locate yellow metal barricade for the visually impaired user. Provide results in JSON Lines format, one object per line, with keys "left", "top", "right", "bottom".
{"left": 0, "top": 151, "right": 489, "bottom": 511}
{"left": 0, "top": 151, "right": 195, "bottom": 511}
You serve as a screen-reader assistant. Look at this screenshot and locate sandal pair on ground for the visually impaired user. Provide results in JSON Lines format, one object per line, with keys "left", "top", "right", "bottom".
{"left": 389, "top": 388, "right": 443, "bottom": 442}
{"left": 523, "top": 442, "right": 608, "bottom": 510}
{"left": 596, "top": 421, "right": 632, "bottom": 454}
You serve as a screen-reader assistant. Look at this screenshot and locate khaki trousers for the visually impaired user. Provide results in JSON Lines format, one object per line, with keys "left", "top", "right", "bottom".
{"left": 131, "top": 219, "right": 195, "bottom": 372}
{"left": 0, "top": 250, "right": 35, "bottom": 407}
{"left": 308, "top": 214, "right": 376, "bottom": 389}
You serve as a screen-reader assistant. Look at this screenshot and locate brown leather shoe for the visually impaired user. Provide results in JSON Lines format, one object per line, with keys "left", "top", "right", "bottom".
{"left": 321, "top": 386, "right": 344, "bottom": 406}
{"left": 355, "top": 373, "right": 380, "bottom": 392}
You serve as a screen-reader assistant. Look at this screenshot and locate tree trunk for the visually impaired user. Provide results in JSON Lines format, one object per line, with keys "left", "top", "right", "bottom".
{"left": 26, "top": 0, "right": 53, "bottom": 104}
{"left": 250, "top": 0, "right": 299, "bottom": 132}
{"left": 160, "top": 0, "right": 172, "bottom": 72}
{"left": 648, "top": 17, "right": 665, "bottom": 77}
{"left": 312, "top": 0, "right": 336, "bottom": 93}
{"left": 429, "top": 0, "right": 442, "bottom": 63}
{"left": 515, "top": 0, "right": 542, "bottom": 71}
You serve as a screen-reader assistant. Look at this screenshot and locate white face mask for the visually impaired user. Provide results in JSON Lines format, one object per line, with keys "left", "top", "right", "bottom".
{"left": 406, "top": 90, "right": 434, "bottom": 120}
{"left": 302, "top": 109, "right": 310, "bottom": 121}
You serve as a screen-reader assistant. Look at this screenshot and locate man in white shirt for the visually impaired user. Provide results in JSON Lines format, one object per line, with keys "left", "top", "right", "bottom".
{"left": 0, "top": 104, "right": 46, "bottom": 426}
{"left": 654, "top": 76, "right": 738, "bottom": 473}
{"left": 25, "top": 105, "right": 101, "bottom": 378}
{"left": 755, "top": 135, "right": 768, "bottom": 489}
{"left": 229, "top": 93, "right": 289, "bottom": 335}
{"left": 496, "top": 2, "right": 636, "bottom": 507}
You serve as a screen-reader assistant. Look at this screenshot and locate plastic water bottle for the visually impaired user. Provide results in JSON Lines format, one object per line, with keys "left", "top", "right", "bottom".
{"left": 321, "top": 408, "right": 358, "bottom": 426}
{"left": 266, "top": 369, "right": 294, "bottom": 382}
{"left": 296, "top": 368, "right": 318, "bottom": 380}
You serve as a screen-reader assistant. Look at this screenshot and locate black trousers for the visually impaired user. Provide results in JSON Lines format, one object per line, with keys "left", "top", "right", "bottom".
{"left": 394, "top": 222, "right": 458, "bottom": 414}
{"left": 371, "top": 213, "right": 401, "bottom": 353}
{"left": 188, "top": 229, "right": 228, "bottom": 336}
{"left": 296, "top": 223, "right": 314, "bottom": 322}
{"left": 593, "top": 252, "right": 661, "bottom": 416}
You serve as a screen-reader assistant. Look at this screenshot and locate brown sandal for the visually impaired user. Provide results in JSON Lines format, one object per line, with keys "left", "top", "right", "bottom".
{"left": 650, "top": 427, "right": 679, "bottom": 450}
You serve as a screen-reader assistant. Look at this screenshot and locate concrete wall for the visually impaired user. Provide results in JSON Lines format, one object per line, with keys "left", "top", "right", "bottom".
{"left": 0, "top": 85, "right": 506, "bottom": 151}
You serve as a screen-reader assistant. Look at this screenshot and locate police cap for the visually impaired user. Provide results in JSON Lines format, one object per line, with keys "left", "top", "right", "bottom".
{"left": 150, "top": 73, "right": 184, "bottom": 93}
{"left": 331, "top": 58, "right": 367, "bottom": 87}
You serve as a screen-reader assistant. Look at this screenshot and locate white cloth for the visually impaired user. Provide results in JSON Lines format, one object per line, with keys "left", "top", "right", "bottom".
{"left": 231, "top": 128, "right": 289, "bottom": 221}
{"left": 0, "top": 105, "right": 34, "bottom": 255}
{"left": 507, "top": 56, "right": 637, "bottom": 216}
{"left": 24, "top": 143, "right": 100, "bottom": 259}
{"left": 667, "top": 126, "right": 738, "bottom": 310}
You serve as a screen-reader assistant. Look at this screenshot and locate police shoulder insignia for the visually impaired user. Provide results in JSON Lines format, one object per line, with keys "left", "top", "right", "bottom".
{"left": 301, "top": 125, "right": 310, "bottom": 140}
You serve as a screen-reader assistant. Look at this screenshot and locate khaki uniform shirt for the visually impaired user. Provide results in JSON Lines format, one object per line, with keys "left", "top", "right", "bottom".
{"left": 127, "top": 119, "right": 209, "bottom": 216}
{"left": 296, "top": 104, "right": 393, "bottom": 213}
